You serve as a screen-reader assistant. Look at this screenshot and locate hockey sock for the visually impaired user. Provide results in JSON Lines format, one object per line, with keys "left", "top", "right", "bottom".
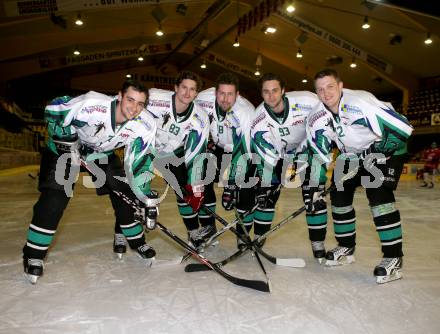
{"left": 371, "top": 203, "right": 403, "bottom": 258}
{"left": 332, "top": 204, "right": 356, "bottom": 248}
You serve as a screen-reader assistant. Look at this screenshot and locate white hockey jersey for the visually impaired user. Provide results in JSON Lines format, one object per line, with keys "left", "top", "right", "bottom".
{"left": 307, "top": 88, "right": 413, "bottom": 165}
{"left": 195, "top": 87, "right": 255, "bottom": 153}
{"left": 251, "top": 91, "right": 320, "bottom": 167}
{"left": 147, "top": 88, "right": 209, "bottom": 184}
{"left": 45, "top": 91, "right": 157, "bottom": 202}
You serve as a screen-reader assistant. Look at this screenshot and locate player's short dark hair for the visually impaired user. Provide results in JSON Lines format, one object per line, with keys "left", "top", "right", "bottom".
{"left": 175, "top": 70, "right": 202, "bottom": 92}
{"left": 121, "top": 79, "right": 148, "bottom": 96}
{"left": 258, "top": 73, "right": 285, "bottom": 92}
{"left": 215, "top": 72, "right": 239, "bottom": 92}
{"left": 314, "top": 68, "right": 341, "bottom": 82}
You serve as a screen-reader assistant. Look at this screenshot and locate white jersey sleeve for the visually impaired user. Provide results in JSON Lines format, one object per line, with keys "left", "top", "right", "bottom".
{"left": 123, "top": 111, "right": 157, "bottom": 202}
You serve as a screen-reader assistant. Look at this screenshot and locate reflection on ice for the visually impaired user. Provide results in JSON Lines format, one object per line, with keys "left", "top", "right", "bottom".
{"left": 0, "top": 170, "right": 439, "bottom": 333}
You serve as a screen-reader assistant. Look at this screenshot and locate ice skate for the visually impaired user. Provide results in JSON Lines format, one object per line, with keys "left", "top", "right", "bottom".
{"left": 325, "top": 246, "right": 355, "bottom": 266}
{"left": 236, "top": 233, "right": 248, "bottom": 250}
{"left": 23, "top": 258, "right": 44, "bottom": 284}
{"left": 311, "top": 241, "right": 326, "bottom": 264}
{"left": 198, "top": 224, "right": 219, "bottom": 248}
{"left": 374, "top": 257, "right": 402, "bottom": 284}
{"left": 136, "top": 244, "right": 156, "bottom": 267}
{"left": 253, "top": 234, "right": 266, "bottom": 248}
{"left": 188, "top": 228, "right": 205, "bottom": 252}
{"left": 113, "top": 233, "right": 127, "bottom": 259}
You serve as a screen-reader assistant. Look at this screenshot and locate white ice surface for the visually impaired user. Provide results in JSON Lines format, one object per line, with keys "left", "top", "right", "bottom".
{"left": 1, "top": 168, "right": 440, "bottom": 334}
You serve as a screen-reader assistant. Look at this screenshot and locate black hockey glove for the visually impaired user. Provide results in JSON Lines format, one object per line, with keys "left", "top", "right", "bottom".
{"left": 256, "top": 185, "right": 281, "bottom": 209}
{"left": 358, "top": 142, "right": 395, "bottom": 170}
{"left": 222, "top": 185, "right": 238, "bottom": 211}
{"left": 303, "top": 184, "right": 326, "bottom": 213}
{"left": 136, "top": 190, "right": 160, "bottom": 230}
{"left": 53, "top": 134, "right": 81, "bottom": 162}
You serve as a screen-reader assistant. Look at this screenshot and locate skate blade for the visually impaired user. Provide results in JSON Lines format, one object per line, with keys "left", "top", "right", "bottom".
{"left": 316, "top": 257, "right": 325, "bottom": 265}
{"left": 24, "top": 273, "right": 39, "bottom": 284}
{"left": 180, "top": 252, "right": 192, "bottom": 263}
{"left": 196, "top": 246, "right": 205, "bottom": 253}
{"left": 143, "top": 256, "right": 156, "bottom": 268}
{"left": 115, "top": 252, "right": 124, "bottom": 260}
{"left": 376, "top": 270, "right": 402, "bottom": 284}
{"left": 206, "top": 240, "right": 219, "bottom": 248}
{"left": 199, "top": 240, "right": 218, "bottom": 252}
{"left": 325, "top": 255, "right": 355, "bottom": 266}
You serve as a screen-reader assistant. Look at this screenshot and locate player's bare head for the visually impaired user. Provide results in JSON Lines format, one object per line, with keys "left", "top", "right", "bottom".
{"left": 121, "top": 79, "right": 148, "bottom": 97}
{"left": 117, "top": 80, "right": 148, "bottom": 123}
{"left": 258, "top": 73, "right": 285, "bottom": 93}
{"left": 314, "top": 68, "right": 343, "bottom": 113}
{"left": 314, "top": 68, "right": 341, "bottom": 84}
{"left": 215, "top": 73, "right": 239, "bottom": 111}
{"left": 215, "top": 72, "right": 239, "bottom": 93}
{"left": 175, "top": 71, "right": 202, "bottom": 92}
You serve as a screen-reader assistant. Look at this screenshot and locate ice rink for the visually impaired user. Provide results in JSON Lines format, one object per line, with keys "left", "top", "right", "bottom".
{"left": 1, "top": 166, "right": 439, "bottom": 334}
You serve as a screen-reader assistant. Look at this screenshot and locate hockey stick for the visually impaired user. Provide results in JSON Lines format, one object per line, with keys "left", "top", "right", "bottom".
{"left": 186, "top": 166, "right": 360, "bottom": 272}
{"left": 239, "top": 215, "right": 271, "bottom": 284}
{"left": 204, "top": 203, "right": 258, "bottom": 247}
{"left": 179, "top": 203, "right": 258, "bottom": 263}
{"left": 107, "top": 188, "right": 270, "bottom": 292}
{"left": 155, "top": 221, "right": 270, "bottom": 292}
{"left": 72, "top": 162, "right": 270, "bottom": 292}
{"left": 182, "top": 192, "right": 306, "bottom": 269}
{"left": 182, "top": 162, "right": 310, "bottom": 264}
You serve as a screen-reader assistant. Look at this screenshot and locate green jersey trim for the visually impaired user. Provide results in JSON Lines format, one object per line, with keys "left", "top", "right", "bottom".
{"left": 264, "top": 96, "right": 289, "bottom": 125}
{"left": 172, "top": 94, "right": 194, "bottom": 123}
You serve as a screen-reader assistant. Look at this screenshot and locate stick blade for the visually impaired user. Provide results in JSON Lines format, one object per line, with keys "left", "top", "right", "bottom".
{"left": 185, "top": 263, "right": 271, "bottom": 292}
{"left": 185, "top": 263, "right": 212, "bottom": 272}
{"left": 236, "top": 278, "right": 271, "bottom": 293}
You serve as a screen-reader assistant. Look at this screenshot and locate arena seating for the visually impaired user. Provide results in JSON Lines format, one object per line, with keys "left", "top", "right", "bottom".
{"left": 405, "top": 87, "right": 440, "bottom": 126}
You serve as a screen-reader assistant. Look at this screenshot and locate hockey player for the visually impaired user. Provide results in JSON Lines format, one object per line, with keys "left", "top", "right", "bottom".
{"left": 146, "top": 71, "right": 210, "bottom": 250}
{"left": 307, "top": 68, "right": 413, "bottom": 283}
{"left": 249, "top": 73, "right": 328, "bottom": 257}
{"left": 195, "top": 73, "right": 256, "bottom": 248}
{"left": 420, "top": 142, "right": 440, "bottom": 188}
{"left": 23, "top": 80, "right": 159, "bottom": 284}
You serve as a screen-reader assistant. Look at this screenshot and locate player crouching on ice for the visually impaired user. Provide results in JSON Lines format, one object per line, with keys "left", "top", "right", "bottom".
{"left": 22, "top": 80, "right": 160, "bottom": 284}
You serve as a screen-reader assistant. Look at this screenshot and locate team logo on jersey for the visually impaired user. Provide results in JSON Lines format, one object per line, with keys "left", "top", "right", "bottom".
{"left": 120, "top": 133, "right": 130, "bottom": 139}
{"left": 230, "top": 114, "right": 241, "bottom": 128}
{"left": 308, "top": 110, "right": 326, "bottom": 127}
{"left": 291, "top": 121, "right": 304, "bottom": 126}
{"left": 197, "top": 101, "right": 214, "bottom": 110}
{"left": 83, "top": 105, "right": 107, "bottom": 114}
{"left": 193, "top": 113, "right": 206, "bottom": 128}
{"left": 340, "top": 115, "right": 350, "bottom": 125}
{"left": 162, "top": 113, "right": 171, "bottom": 127}
{"left": 251, "top": 112, "right": 266, "bottom": 129}
{"left": 293, "top": 103, "right": 313, "bottom": 112}
{"left": 93, "top": 121, "right": 106, "bottom": 136}
{"left": 341, "top": 104, "right": 362, "bottom": 115}
{"left": 149, "top": 100, "right": 171, "bottom": 108}
{"left": 208, "top": 114, "right": 214, "bottom": 123}
{"left": 290, "top": 115, "right": 305, "bottom": 126}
